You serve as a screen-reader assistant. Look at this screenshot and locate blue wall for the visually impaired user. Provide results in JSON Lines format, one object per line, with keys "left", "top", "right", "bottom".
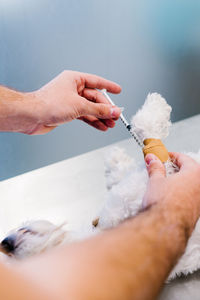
{"left": 0, "top": 0, "right": 200, "bottom": 180}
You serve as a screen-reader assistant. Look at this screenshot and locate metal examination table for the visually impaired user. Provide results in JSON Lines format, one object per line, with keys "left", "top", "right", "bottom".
{"left": 0, "top": 115, "right": 200, "bottom": 299}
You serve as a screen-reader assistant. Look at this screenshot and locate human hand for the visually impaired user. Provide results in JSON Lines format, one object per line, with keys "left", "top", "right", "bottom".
{"left": 25, "top": 71, "right": 121, "bottom": 134}
{"left": 143, "top": 152, "right": 200, "bottom": 234}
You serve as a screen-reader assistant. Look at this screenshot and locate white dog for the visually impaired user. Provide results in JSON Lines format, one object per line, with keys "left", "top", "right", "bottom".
{"left": 1, "top": 93, "right": 200, "bottom": 281}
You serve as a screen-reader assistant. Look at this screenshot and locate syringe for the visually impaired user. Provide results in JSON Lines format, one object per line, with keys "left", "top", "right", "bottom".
{"left": 101, "top": 89, "right": 143, "bottom": 147}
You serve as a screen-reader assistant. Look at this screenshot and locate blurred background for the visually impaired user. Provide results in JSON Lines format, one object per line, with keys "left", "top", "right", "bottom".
{"left": 0, "top": 0, "right": 200, "bottom": 180}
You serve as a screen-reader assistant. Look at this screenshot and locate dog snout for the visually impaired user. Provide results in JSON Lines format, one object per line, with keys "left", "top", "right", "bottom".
{"left": 1, "top": 235, "right": 16, "bottom": 253}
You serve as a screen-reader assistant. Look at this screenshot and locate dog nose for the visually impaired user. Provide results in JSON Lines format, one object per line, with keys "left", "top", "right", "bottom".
{"left": 1, "top": 236, "right": 15, "bottom": 253}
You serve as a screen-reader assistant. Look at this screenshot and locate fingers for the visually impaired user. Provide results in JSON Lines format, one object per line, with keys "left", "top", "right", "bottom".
{"left": 145, "top": 154, "right": 166, "bottom": 179}
{"left": 83, "top": 88, "right": 111, "bottom": 105}
{"left": 169, "top": 152, "right": 197, "bottom": 170}
{"left": 80, "top": 98, "right": 121, "bottom": 120}
{"left": 81, "top": 73, "right": 121, "bottom": 94}
{"left": 78, "top": 116, "right": 109, "bottom": 131}
{"left": 82, "top": 88, "right": 116, "bottom": 127}
{"left": 143, "top": 154, "right": 166, "bottom": 208}
{"left": 102, "top": 119, "right": 116, "bottom": 128}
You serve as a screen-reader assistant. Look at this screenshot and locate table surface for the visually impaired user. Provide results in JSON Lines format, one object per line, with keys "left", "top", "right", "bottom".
{"left": 1, "top": 114, "right": 200, "bottom": 299}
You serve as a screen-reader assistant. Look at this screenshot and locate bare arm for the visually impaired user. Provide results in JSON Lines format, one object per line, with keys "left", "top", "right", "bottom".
{"left": 13, "top": 152, "right": 200, "bottom": 300}
{"left": 17, "top": 202, "right": 188, "bottom": 300}
{"left": 0, "top": 71, "right": 121, "bottom": 134}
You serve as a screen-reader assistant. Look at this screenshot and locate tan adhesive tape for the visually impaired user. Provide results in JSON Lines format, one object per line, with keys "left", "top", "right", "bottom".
{"left": 143, "top": 139, "right": 169, "bottom": 163}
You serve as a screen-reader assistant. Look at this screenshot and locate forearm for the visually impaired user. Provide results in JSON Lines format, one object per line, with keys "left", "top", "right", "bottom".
{"left": 0, "top": 85, "right": 39, "bottom": 133}
{"left": 18, "top": 201, "right": 190, "bottom": 300}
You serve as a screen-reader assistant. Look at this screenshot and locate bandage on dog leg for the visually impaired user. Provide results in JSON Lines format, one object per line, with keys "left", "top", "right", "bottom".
{"left": 143, "top": 138, "right": 169, "bottom": 163}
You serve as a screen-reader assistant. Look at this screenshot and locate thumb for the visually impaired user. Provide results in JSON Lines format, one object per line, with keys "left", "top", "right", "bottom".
{"left": 145, "top": 153, "right": 166, "bottom": 179}
{"left": 81, "top": 101, "right": 121, "bottom": 119}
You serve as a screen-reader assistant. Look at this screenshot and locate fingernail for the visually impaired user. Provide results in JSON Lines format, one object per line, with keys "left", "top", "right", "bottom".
{"left": 119, "top": 107, "right": 124, "bottom": 113}
{"left": 110, "top": 107, "right": 121, "bottom": 118}
{"left": 145, "top": 154, "right": 157, "bottom": 166}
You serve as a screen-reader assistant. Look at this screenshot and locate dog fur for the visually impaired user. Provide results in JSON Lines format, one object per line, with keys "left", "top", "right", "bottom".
{"left": 1, "top": 93, "right": 200, "bottom": 281}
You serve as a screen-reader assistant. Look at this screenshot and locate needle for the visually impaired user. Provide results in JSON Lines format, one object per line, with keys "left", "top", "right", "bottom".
{"left": 101, "top": 89, "right": 143, "bottom": 147}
